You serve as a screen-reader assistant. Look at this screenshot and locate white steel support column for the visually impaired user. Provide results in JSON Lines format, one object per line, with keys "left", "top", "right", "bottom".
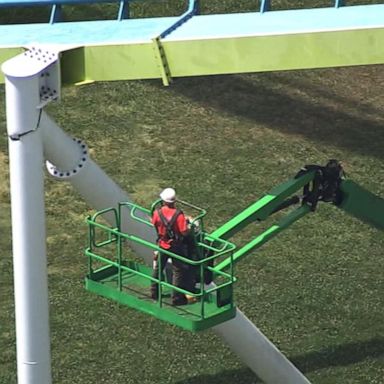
{"left": 213, "top": 309, "right": 311, "bottom": 384}
{"left": 39, "top": 112, "right": 310, "bottom": 383}
{"left": 2, "top": 49, "right": 309, "bottom": 384}
{"left": 39, "top": 111, "right": 157, "bottom": 260}
{"left": 2, "top": 57, "right": 54, "bottom": 384}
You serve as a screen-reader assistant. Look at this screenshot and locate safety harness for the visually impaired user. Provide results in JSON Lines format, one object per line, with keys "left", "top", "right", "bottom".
{"left": 157, "top": 208, "right": 182, "bottom": 242}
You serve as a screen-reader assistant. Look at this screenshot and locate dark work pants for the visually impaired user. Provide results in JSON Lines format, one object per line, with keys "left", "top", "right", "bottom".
{"left": 151, "top": 243, "right": 194, "bottom": 300}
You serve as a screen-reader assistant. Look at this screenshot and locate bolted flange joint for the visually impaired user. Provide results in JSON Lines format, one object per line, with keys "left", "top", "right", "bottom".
{"left": 46, "top": 137, "right": 89, "bottom": 180}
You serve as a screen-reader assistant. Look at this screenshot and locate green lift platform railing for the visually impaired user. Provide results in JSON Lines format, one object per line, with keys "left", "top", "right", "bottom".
{"left": 85, "top": 160, "right": 384, "bottom": 331}
{"left": 85, "top": 201, "right": 237, "bottom": 332}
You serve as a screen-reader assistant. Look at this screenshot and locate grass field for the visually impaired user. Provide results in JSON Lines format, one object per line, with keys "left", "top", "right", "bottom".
{"left": 1, "top": 2, "right": 384, "bottom": 384}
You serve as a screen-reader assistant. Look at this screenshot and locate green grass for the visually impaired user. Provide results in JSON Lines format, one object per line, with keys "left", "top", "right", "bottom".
{"left": 1, "top": 2, "right": 384, "bottom": 384}
{"left": 1, "top": 67, "right": 383, "bottom": 384}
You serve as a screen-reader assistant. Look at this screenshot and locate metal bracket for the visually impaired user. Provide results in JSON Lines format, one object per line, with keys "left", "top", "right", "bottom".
{"left": 49, "top": 4, "right": 62, "bottom": 23}
{"left": 38, "top": 66, "right": 60, "bottom": 108}
{"left": 334, "top": 0, "right": 344, "bottom": 8}
{"left": 117, "top": 0, "right": 129, "bottom": 20}
{"left": 14, "top": 47, "right": 62, "bottom": 108}
{"left": 28, "top": 48, "right": 61, "bottom": 108}
{"left": 152, "top": 37, "right": 172, "bottom": 86}
{"left": 260, "top": 0, "right": 270, "bottom": 12}
{"left": 46, "top": 137, "right": 89, "bottom": 180}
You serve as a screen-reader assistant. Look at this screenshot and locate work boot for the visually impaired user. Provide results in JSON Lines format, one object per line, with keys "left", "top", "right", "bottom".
{"left": 172, "top": 295, "right": 188, "bottom": 306}
{"left": 150, "top": 287, "right": 158, "bottom": 300}
{"left": 186, "top": 294, "right": 198, "bottom": 304}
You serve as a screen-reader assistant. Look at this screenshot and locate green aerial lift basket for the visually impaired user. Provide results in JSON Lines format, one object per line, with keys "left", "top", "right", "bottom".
{"left": 85, "top": 202, "right": 237, "bottom": 332}
{"left": 85, "top": 162, "right": 384, "bottom": 332}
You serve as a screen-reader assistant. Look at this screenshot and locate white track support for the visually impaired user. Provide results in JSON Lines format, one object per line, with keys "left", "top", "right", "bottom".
{"left": 39, "top": 111, "right": 310, "bottom": 384}
{"left": 2, "top": 52, "right": 57, "bottom": 384}
{"left": 3, "top": 50, "right": 310, "bottom": 384}
{"left": 213, "top": 310, "right": 311, "bottom": 384}
{"left": 39, "top": 111, "right": 157, "bottom": 260}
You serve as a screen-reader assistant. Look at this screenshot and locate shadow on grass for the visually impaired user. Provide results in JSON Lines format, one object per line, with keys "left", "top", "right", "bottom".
{"left": 175, "top": 337, "right": 384, "bottom": 384}
{"left": 176, "top": 369, "right": 261, "bottom": 384}
{"left": 291, "top": 336, "right": 384, "bottom": 373}
{"left": 164, "top": 72, "right": 384, "bottom": 159}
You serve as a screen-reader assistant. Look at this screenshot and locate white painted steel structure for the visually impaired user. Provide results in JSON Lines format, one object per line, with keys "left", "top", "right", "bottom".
{"left": 214, "top": 311, "right": 311, "bottom": 384}
{"left": 3, "top": 54, "right": 53, "bottom": 384}
{"left": 3, "top": 50, "right": 311, "bottom": 384}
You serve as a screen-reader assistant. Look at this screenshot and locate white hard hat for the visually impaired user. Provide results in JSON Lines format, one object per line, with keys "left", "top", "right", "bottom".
{"left": 160, "top": 188, "right": 176, "bottom": 203}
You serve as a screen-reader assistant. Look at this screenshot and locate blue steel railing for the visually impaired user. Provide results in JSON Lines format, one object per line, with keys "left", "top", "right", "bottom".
{"left": 0, "top": 0, "right": 130, "bottom": 22}
{"left": 158, "top": 0, "right": 199, "bottom": 39}
{"left": 0, "top": 0, "right": 198, "bottom": 23}
{"left": 260, "top": 0, "right": 345, "bottom": 13}
{"left": 0, "top": 0, "right": 379, "bottom": 25}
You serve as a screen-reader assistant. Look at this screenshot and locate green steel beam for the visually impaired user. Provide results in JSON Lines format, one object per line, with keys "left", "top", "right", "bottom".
{"left": 339, "top": 180, "right": 384, "bottom": 230}
{"left": 211, "top": 171, "right": 315, "bottom": 240}
{"left": 2, "top": 26, "right": 384, "bottom": 84}
{"left": 214, "top": 204, "right": 311, "bottom": 272}
{"left": 71, "top": 27, "right": 384, "bottom": 83}
{"left": 165, "top": 28, "right": 384, "bottom": 78}
{"left": 67, "top": 44, "right": 161, "bottom": 84}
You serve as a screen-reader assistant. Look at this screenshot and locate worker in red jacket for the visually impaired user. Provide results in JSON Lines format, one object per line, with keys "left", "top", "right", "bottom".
{"left": 151, "top": 188, "right": 195, "bottom": 306}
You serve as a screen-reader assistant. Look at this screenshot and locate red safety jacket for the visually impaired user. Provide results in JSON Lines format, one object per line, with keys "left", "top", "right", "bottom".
{"left": 151, "top": 206, "right": 188, "bottom": 249}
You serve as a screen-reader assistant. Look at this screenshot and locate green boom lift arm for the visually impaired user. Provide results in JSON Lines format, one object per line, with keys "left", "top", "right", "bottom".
{"left": 212, "top": 160, "right": 384, "bottom": 273}
{"left": 83, "top": 160, "right": 384, "bottom": 331}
